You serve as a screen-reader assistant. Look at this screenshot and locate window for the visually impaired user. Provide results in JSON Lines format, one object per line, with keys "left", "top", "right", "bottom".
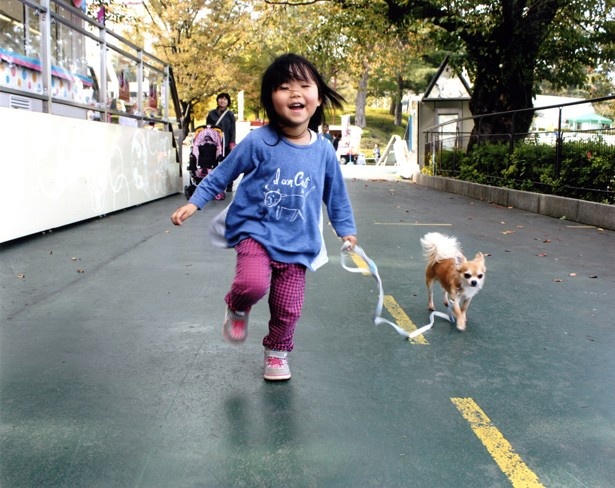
{"left": 0, "top": 0, "right": 41, "bottom": 59}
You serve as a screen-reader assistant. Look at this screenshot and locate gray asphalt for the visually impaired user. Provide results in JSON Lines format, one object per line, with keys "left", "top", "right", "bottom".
{"left": 1, "top": 170, "right": 614, "bottom": 487}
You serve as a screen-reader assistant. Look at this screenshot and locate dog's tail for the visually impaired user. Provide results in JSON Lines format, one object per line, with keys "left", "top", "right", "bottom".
{"left": 420, "top": 232, "right": 462, "bottom": 264}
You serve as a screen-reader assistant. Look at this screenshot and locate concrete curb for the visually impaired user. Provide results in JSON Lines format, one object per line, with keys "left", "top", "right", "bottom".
{"left": 415, "top": 174, "right": 615, "bottom": 230}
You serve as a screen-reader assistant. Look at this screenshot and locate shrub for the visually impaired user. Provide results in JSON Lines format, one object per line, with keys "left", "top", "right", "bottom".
{"left": 432, "top": 148, "right": 464, "bottom": 176}
{"left": 457, "top": 143, "right": 511, "bottom": 185}
{"left": 557, "top": 141, "right": 615, "bottom": 203}
{"left": 435, "top": 140, "right": 614, "bottom": 204}
{"left": 505, "top": 143, "right": 555, "bottom": 192}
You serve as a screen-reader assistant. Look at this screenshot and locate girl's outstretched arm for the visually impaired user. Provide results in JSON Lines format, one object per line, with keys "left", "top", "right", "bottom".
{"left": 171, "top": 203, "right": 198, "bottom": 226}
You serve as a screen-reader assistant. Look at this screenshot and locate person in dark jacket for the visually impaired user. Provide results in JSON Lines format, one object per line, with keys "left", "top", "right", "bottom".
{"left": 207, "top": 92, "right": 237, "bottom": 191}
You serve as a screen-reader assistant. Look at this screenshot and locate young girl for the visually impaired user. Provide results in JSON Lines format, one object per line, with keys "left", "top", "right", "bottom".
{"left": 171, "top": 53, "right": 358, "bottom": 381}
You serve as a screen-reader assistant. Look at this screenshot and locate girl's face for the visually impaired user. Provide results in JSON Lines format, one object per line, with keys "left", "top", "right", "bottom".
{"left": 272, "top": 79, "right": 321, "bottom": 130}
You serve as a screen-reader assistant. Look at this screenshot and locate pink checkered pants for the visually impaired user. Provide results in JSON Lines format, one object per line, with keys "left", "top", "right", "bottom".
{"left": 225, "top": 238, "right": 306, "bottom": 352}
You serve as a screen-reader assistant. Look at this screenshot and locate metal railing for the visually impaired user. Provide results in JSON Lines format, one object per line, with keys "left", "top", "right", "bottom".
{"left": 1, "top": 0, "right": 182, "bottom": 133}
{"left": 422, "top": 96, "right": 615, "bottom": 204}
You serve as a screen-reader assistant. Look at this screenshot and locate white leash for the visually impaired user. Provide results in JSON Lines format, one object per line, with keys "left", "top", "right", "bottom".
{"left": 340, "top": 242, "right": 452, "bottom": 340}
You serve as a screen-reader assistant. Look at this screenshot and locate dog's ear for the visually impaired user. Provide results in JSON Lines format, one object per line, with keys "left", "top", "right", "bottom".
{"left": 474, "top": 252, "right": 485, "bottom": 262}
{"left": 455, "top": 254, "right": 466, "bottom": 267}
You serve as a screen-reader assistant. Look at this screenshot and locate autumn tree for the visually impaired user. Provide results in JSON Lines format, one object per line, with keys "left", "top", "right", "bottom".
{"left": 328, "top": 2, "right": 393, "bottom": 127}
{"left": 265, "top": 0, "right": 438, "bottom": 128}
{"left": 258, "top": 1, "right": 356, "bottom": 123}
{"left": 369, "top": 24, "right": 438, "bottom": 126}
{"left": 87, "top": 0, "right": 133, "bottom": 24}
{"left": 133, "top": 0, "right": 257, "bottom": 136}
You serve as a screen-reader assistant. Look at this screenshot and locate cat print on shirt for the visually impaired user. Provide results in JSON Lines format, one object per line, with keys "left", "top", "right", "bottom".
{"left": 263, "top": 168, "right": 316, "bottom": 222}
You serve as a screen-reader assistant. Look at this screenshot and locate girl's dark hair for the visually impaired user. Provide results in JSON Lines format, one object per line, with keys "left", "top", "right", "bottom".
{"left": 260, "top": 53, "right": 345, "bottom": 132}
{"left": 217, "top": 92, "right": 231, "bottom": 106}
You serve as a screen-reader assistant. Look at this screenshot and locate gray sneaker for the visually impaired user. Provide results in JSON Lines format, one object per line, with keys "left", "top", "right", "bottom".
{"left": 264, "top": 349, "right": 291, "bottom": 381}
{"left": 222, "top": 308, "right": 248, "bottom": 343}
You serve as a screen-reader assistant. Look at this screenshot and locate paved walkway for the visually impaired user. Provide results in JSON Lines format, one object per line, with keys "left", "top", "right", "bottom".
{"left": 1, "top": 168, "right": 614, "bottom": 487}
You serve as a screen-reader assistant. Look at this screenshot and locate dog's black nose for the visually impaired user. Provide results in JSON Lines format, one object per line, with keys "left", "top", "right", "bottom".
{"left": 470, "top": 280, "right": 477, "bottom": 286}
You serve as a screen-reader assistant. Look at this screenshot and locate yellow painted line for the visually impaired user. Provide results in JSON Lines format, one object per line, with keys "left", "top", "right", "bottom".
{"left": 451, "top": 398, "right": 544, "bottom": 488}
{"left": 383, "top": 295, "right": 428, "bottom": 345}
{"left": 342, "top": 239, "right": 433, "bottom": 344}
{"left": 348, "top": 251, "right": 371, "bottom": 275}
{"left": 347, "top": 253, "right": 427, "bottom": 343}
{"left": 374, "top": 222, "right": 452, "bottom": 226}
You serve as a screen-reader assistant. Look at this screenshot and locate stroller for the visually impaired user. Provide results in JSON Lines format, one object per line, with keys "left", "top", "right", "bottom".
{"left": 184, "top": 126, "right": 226, "bottom": 200}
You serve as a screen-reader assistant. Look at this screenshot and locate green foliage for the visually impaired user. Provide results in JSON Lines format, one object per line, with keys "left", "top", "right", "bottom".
{"left": 436, "top": 139, "right": 615, "bottom": 204}
{"left": 382, "top": 0, "right": 615, "bottom": 138}
{"left": 502, "top": 143, "right": 555, "bottom": 191}
{"left": 385, "top": 0, "right": 613, "bottom": 91}
{"left": 456, "top": 143, "right": 511, "bottom": 185}
{"left": 556, "top": 140, "right": 615, "bottom": 203}
{"left": 437, "top": 149, "right": 465, "bottom": 176}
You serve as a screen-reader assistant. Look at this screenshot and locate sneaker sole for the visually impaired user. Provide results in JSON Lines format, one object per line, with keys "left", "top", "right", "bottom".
{"left": 264, "top": 372, "right": 291, "bottom": 381}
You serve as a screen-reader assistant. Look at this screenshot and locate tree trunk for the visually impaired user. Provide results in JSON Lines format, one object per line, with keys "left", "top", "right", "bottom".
{"left": 394, "top": 73, "right": 403, "bottom": 126}
{"left": 468, "top": 55, "right": 536, "bottom": 148}
{"left": 467, "top": 26, "right": 538, "bottom": 147}
{"left": 465, "top": 2, "right": 559, "bottom": 148}
{"left": 180, "top": 100, "right": 193, "bottom": 140}
{"left": 354, "top": 58, "right": 370, "bottom": 128}
{"left": 381, "top": 0, "right": 562, "bottom": 147}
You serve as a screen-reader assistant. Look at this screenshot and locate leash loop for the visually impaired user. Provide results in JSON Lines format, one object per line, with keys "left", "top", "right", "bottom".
{"left": 340, "top": 243, "right": 411, "bottom": 338}
{"left": 340, "top": 242, "right": 452, "bottom": 340}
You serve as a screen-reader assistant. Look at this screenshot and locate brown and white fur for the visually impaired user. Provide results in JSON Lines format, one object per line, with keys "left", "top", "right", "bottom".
{"left": 420, "top": 232, "right": 486, "bottom": 332}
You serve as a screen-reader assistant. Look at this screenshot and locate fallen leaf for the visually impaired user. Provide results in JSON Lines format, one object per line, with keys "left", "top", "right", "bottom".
{"left": 589, "top": 275, "right": 598, "bottom": 279}
{"left": 537, "top": 252, "right": 548, "bottom": 257}
{"left": 501, "top": 230, "right": 515, "bottom": 235}
{"left": 569, "top": 272, "right": 577, "bottom": 277}
{"left": 543, "top": 239, "right": 551, "bottom": 243}
{"left": 17, "top": 273, "right": 25, "bottom": 279}
{"left": 77, "top": 268, "right": 85, "bottom": 273}
{"left": 553, "top": 278, "right": 563, "bottom": 282}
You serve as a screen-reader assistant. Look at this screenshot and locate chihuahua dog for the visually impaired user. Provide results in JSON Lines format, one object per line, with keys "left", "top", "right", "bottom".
{"left": 420, "top": 232, "right": 486, "bottom": 332}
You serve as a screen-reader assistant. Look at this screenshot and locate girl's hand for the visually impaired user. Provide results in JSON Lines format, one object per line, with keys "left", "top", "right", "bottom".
{"left": 171, "top": 203, "right": 198, "bottom": 225}
{"left": 342, "top": 235, "right": 357, "bottom": 250}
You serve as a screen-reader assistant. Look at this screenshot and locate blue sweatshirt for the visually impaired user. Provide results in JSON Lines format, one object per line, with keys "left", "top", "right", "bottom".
{"left": 189, "top": 125, "right": 357, "bottom": 271}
